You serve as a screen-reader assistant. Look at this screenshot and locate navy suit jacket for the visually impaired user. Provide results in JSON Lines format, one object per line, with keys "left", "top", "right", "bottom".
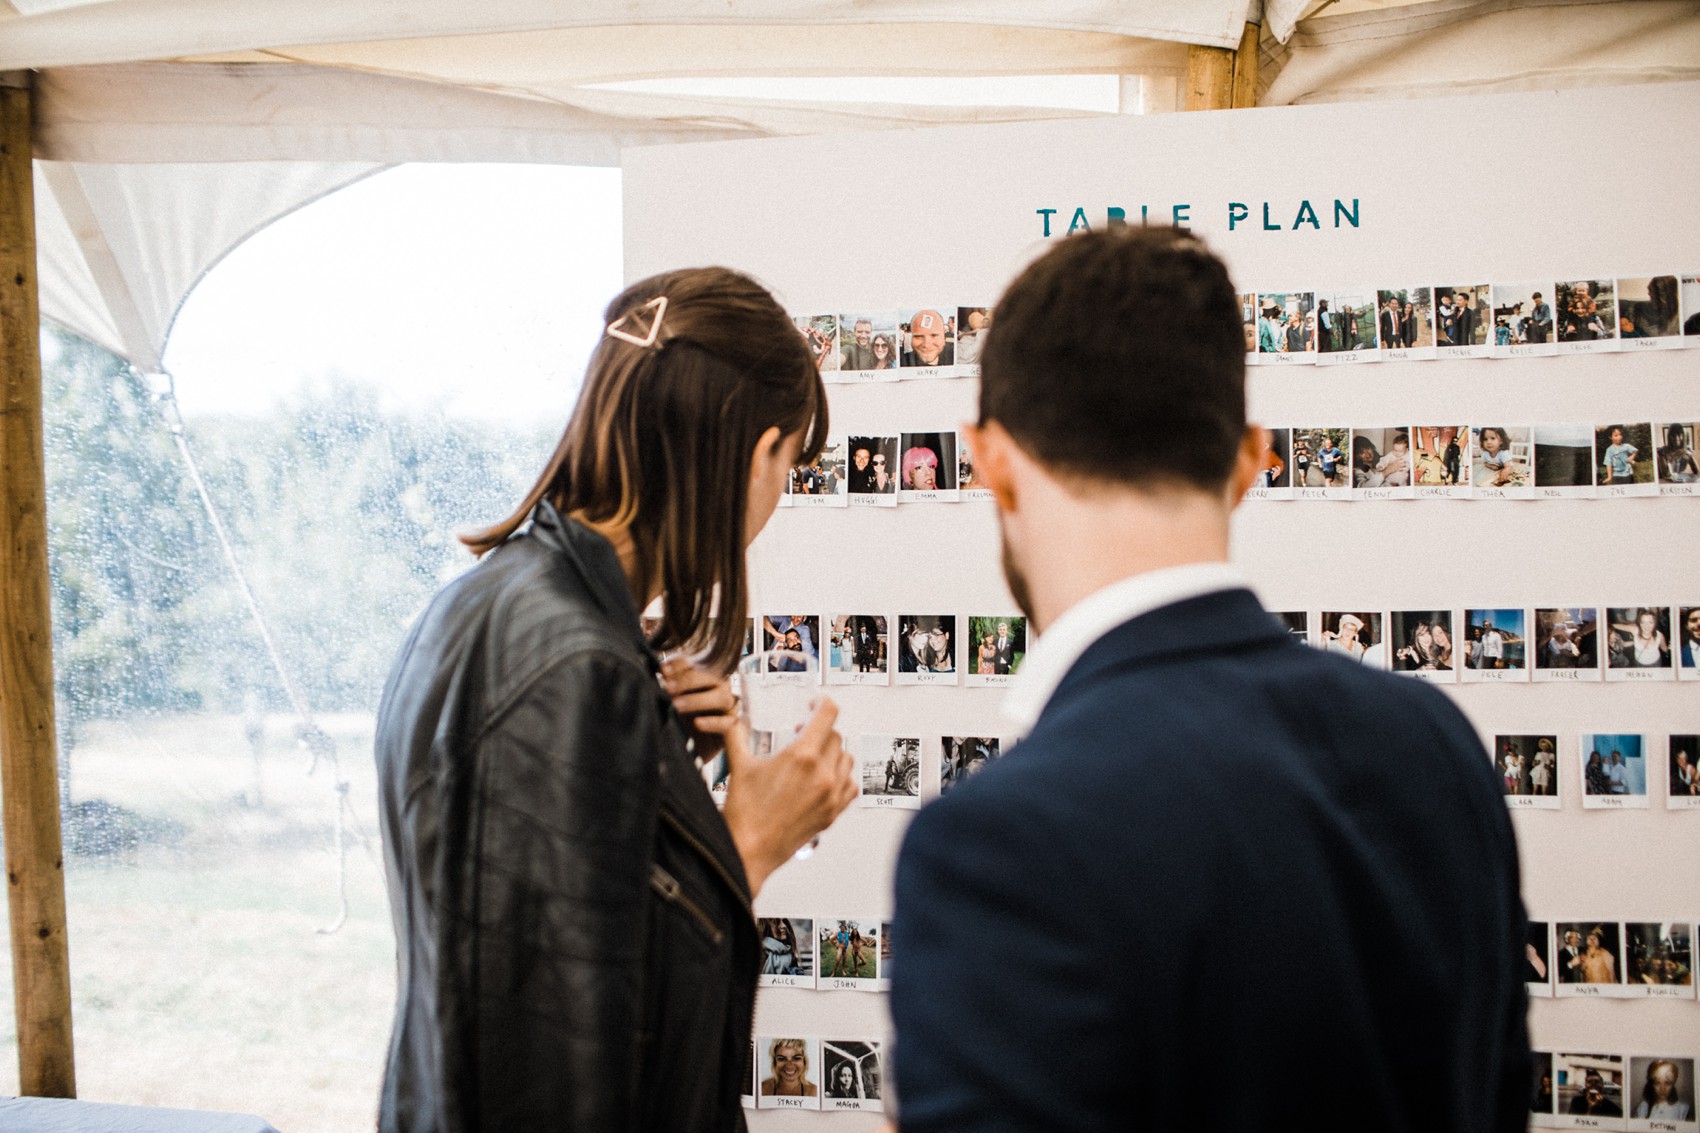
{"left": 891, "top": 589, "right": 1528, "bottom": 1132}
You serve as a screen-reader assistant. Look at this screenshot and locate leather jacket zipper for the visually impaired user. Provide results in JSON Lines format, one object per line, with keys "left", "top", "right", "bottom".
{"left": 659, "top": 808, "right": 754, "bottom": 923}
{"left": 649, "top": 862, "right": 726, "bottom": 944}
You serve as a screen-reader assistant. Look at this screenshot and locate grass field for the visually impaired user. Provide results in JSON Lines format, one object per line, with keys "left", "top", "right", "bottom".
{"left": 0, "top": 712, "right": 393, "bottom": 1131}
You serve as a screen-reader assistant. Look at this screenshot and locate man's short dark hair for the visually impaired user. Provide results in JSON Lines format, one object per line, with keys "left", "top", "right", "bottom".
{"left": 979, "top": 226, "right": 1245, "bottom": 491}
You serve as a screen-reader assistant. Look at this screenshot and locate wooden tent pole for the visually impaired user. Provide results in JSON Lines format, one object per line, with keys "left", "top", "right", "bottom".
{"left": 0, "top": 70, "right": 78, "bottom": 1100}
{"left": 1184, "top": 43, "right": 1235, "bottom": 111}
{"left": 1232, "top": 20, "right": 1261, "bottom": 109}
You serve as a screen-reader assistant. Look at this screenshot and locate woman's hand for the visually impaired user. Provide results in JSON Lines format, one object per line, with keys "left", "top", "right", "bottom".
{"left": 662, "top": 655, "right": 741, "bottom": 763}
{"left": 719, "top": 698, "right": 856, "bottom": 897}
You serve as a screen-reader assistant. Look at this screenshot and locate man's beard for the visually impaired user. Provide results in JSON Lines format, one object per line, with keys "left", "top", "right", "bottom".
{"left": 997, "top": 512, "right": 1035, "bottom": 625}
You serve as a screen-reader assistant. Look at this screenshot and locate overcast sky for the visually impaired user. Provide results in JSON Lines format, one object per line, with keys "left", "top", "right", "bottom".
{"left": 161, "top": 164, "right": 624, "bottom": 424}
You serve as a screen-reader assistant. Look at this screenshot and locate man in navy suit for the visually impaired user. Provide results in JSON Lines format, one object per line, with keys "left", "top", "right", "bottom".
{"left": 890, "top": 227, "right": 1528, "bottom": 1131}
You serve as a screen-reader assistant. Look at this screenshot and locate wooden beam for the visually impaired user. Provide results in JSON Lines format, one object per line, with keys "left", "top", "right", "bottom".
{"left": 1184, "top": 43, "right": 1235, "bottom": 112}
{"left": 1232, "top": 21, "right": 1261, "bottom": 109}
{"left": 0, "top": 70, "right": 78, "bottom": 1100}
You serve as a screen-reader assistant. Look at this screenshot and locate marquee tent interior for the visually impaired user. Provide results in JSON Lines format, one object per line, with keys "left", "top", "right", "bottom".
{"left": 2, "top": 0, "right": 1698, "bottom": 1121}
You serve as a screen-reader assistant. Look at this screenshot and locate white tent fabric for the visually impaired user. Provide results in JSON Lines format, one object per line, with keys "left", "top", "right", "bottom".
{"left": 6, "top": 0, "right": 1697, "bottom": 373}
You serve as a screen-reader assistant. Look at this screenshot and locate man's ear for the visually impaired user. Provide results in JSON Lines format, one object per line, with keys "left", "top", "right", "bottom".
{"left": 962, "top": 420, "right": 1019, "bottom": 511}
{"left": 1225, "top": 425, "right": 1267, "bottom": 509}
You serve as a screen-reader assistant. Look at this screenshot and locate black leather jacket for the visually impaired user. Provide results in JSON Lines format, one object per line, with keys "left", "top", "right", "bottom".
{"left": 375, "top": 502, "right": 757, "bottom": 1132}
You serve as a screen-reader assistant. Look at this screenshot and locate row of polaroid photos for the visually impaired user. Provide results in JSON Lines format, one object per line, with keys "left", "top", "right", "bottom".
{"left": 741, "top": 614, "right": 1028, "bottom": 686}
{"left": 1244, "top": 277, "right": 1700, "bottom": 364}
{"left": 795, "top": 307, "right": 988, "bottom": 384}
{"left": 1526, "top": 921, "right": 1695, "bottom": 1001}
{"left": 1494, "top": 734, "right": 1700, "bottom": 812}
{"left": 707, "top": 734, "right": 1006, "bottom": 810}
{"left": 740, "top": 1036, "right": 886, "bottom": 1114}
{"left": 754, "top": 916, "right": 890, "bottom": 993}
{"left": 784, "top": 423, "right": 1700, "bottom": 505}
{"left": 1529, "top": 1051, "right": 1697, "bottom": 1129}
{"left": 794, "top": 278, "right": 1700, "bottom": 384}
{"left": 1248, "top": 423, "right": 1700, "bottom": 500}
{"left": 1276, "top": 607, "right": 1700, "bottom": 683}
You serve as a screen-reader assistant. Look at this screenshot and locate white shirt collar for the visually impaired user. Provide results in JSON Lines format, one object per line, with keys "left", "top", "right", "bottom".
{"left": 1003, "top": 562, "right": 1250, "bottom": 738}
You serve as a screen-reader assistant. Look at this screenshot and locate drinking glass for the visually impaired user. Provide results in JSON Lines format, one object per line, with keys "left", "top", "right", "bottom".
{"left": 737, "top": 648, "right": 823, "bottom": 859}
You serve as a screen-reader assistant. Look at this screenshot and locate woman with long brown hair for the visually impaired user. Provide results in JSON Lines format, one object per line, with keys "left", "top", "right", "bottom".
{"left": 375, "top": 267, "right": 855, "bottom": 1132}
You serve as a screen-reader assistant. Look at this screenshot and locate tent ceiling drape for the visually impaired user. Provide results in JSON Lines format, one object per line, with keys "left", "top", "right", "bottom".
{"left": 4, "top": 0, "right": 1696, "bottom": 372}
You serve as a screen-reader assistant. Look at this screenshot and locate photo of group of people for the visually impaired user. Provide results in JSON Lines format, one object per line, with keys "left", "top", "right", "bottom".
{"left": 1531, "top": 1051, "right": 1697, "bottom": 1127}
{"left": 1540, "top": 920, "right": 1695, "bottom": 1000}
{"left": 744, "top": 1036, "right": 885, "bottom": 1112}
{"left": 1496, "top": 735, "right": 1560, "bottom": 808}
{"left": 1229, "top": 273, "right": 1700, "bottom": 364}
{"left": 1581, "top": 733, "right": 1649, "bottom": 809}
{"left": 940, "top": 735, "right": 1002, "bottom": 794}
{"left": 1271, "top": 605, "right": 1700, "bottom": 682}
{"left": 793, "top": 306, "right": 992, "bottom": 383}
{"left": 827, "top": 615, "right": 889, "bottom": 685}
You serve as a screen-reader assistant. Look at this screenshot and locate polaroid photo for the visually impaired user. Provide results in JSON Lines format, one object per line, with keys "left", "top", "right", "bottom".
{"left": 1669, "top": 735, "right": 1700, "bottom": 810}
{"left": 1526, "top": 921, "right": 1554, "bottom": 996}
{"left": 956, "top": 306, "right": 992, "bottom": 376}
{"left": 897, "top": 306, "right": 957, "bottom": 379}
{"left": 1556, "top": 279, "right": 1621, "bottom": 355}
{"left": 1596, "top": 423, "right": 1658, "bottom": 498}
{"left": 1272, "top": 611, "right": 1310, "bottom": 646}
{"left": 1292, "top": 427, "right": 1351, "bottom": 499}
{"left": 859, "top": 735, "right": 922, "bottom": 810}
{"left": 703, "top": 745, "right": 730, "bottom": 807}
{"left": 1624, "top": 924, "right": 1696, "bottom": 1002}
{"left": 1374, "top": 287, "right": 1435, "bottom": 361}
{"left": 1238, "top": 292, "right": 1258, "bottom": 360}
{"left": 1681, "top": 607, "right": 1700, "bottom": 681}
{"left": 1552, "top": 1051, "right": 1630, "bottom": 1124}
{"left": 1682, "top": 274, "right": 1700, "bottom": 346}
{"left": 1390, "top": 609, "right": 1457, "bottom": 681}
{"left": 1555, "top": 923, "right": 1632, "bottom": 998}
{"left": 821, "top": 1039, "right": 885, "bottom": 1113}
{"left": 1655, "top": 422, "right": 1700, "bottom": 496}
{"left": 1605, "top": 607, "right": 1674, "bottom": 681}
{"left": 1411, "top": 425, "right": 1471, "bottom": 498}
{"left": 758, "top": 613, "right": 822, "bottom": 685}
{"left": 940, "top": 735, "right": 1002, "bottom": 794}
{"left": 1434, "top": 284, "right": 1493, "bottom": 358}
{"left": 741, "top": 1040, "right": 757, "bottom": 1110}
{"left": 879, "top": 918, "right": 894, "bottom": 981}
{"left": 1535, "top": 424, "right": 1600, "bottom": 499}
{"left": 1315, "top": 290, "right": 1379, "bottom": 365}
{"left": 1470, "top": 425, "right": 1534, "bottom": 499}
{"left": 1455, "top": 609, "right": 1536, "bottom": 680}
{"left": 1350, "top": 427, "right": 1415, "bottom": 499}
{"left": 895, "top": 614, "right": 959, "bottom": 686}
{"left": 1496, "top": 734, "right": 1561, "bottom": 809}
{"left": 897, "top": 431, "right": 961, "bottom": 503}
{"left": 827, "top": 615, "right": 890, "bottom": 686}
{"left": 818, "top": 918, "right": 882, "bottom": 991}
{"left": 965, "top": 615, "right": 1027, "bottom": 687}
{"left": 756, "top": 916, "right": 816, "bottom": 989}
{"left": 1627, "top": 1055, "right": 1698, "bottom": 1129}
{"left": 956, "top": 431, "right": 993, "bottom": 501}
{"left": 1317, "top": 611, "right": 1387, "bottom": 668}
{"left": 1532, "top": 1051, "right": 1557, "bottom": 1125}
{"left": 1618, "top": 275, "right": 1685, "bottom": 351}
{"left": 755, "top": 1035, "right": 822, "bottom": 1109}
{"left": 1245, "top": 428, "right": 1294, "bottom": 501}
{"left": 844, "top": 435, "right": 900, "bottom": 506}
{"left": 834, "top": 312, "right": 902, "bottom": 381}
{"left": 785, "top": 436, "right": 848, "bottom": 507}
{"left": 1251, "top": 291, "right": 1317, "bottom": 364}
{"left": 794, "top": 313, "right": 842, "bottom": 378}
{"left": 1462, "top": 609, "right": 1529, "bottom": 682}
{"left": 1491, "top": 281, "right": 1559, "bottom": 358}
{"left": 1581, "top": 733, "right": 1650, "bottom": 809}
{"left": 1534, "top": 607, "right": 1602, "bottom": 683}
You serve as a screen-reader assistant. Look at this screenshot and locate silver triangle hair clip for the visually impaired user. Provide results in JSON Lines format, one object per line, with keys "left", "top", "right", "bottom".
{"left": 605, "top": 295, "right": 669, "bottom": 349}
